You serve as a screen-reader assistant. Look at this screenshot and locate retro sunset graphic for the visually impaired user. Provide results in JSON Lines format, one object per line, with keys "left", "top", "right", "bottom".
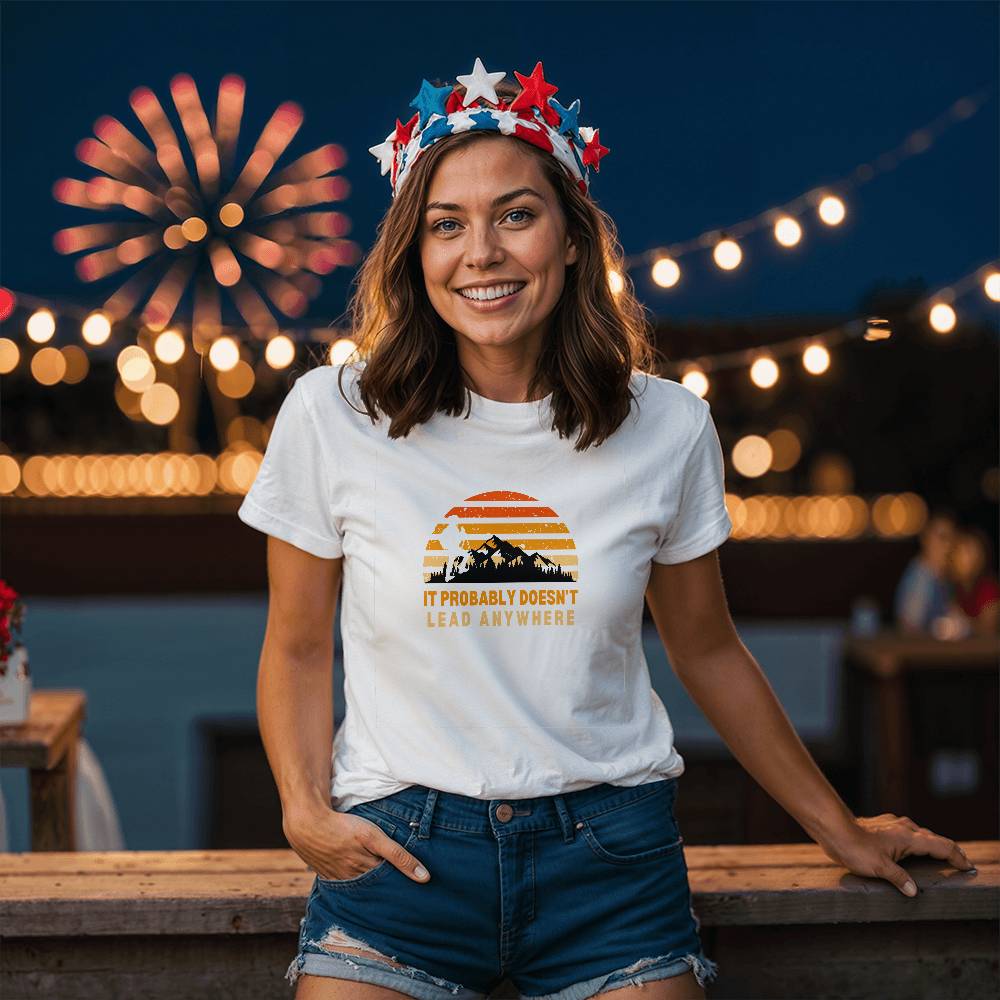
{"left": 424, "top": 490, "right": 579, "bottom": 584}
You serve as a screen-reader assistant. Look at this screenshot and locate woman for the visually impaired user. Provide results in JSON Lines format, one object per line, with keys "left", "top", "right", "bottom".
{"left": 238, "top": 59, "right": 975, "bottom": 1000}
{"left": 950, "top": 526, "right": 1000, "bottom": 635}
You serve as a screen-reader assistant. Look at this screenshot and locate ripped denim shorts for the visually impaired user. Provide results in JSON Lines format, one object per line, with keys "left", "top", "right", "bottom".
{"left": 285, "top": 776, "right": 719, "bottom": 999}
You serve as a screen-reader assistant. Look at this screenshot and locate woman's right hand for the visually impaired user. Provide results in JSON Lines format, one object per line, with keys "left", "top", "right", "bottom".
{"left": 283, "top": 805, "right": 431, "bottom": 883}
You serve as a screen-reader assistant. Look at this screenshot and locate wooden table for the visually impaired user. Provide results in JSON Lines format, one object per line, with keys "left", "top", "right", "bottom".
{"left": 842, "top": 632, "right": 999, "bottom": 817}
{"left": 0, "top": 842, "right": 995, "bottom": 998}
{"left": 0, "top": 690, "right": 86, "bottom": 851}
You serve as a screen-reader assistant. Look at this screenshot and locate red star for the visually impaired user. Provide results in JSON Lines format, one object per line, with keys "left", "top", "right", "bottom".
{"left": 511, "top": 62, "right": 558, "bottom": 115}
{"left": 445, "top": 88, "right": 465, "bottom": 114}
{"left": 582, "top": 128, "right": 610, "bottom": 171}
{"left": 394, "top": 112, "right": 420, "bottom": 145}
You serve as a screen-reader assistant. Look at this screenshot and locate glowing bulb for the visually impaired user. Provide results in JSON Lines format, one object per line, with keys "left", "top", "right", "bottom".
{"left": 681, "top": 368, "right": 709, "bottom": 398}
{"left": 0, "top": 338, "right": 19, "bottom": 374}
{"left": 81, "top": 311, "right": 112, "bottom": 345}
{"left": 209, "top": 335, "right": 240, "bottom": 371}
{"left": 732, "top": 435, "right": 773, "bottom": 478}
{"left": 713, "top": 239, "right": 742, "bottom": 270}
{"left": 984, "top": 271, "right": 1000, "bottom": 302}
{"left": 802, "top": 344, "right": 830, "bottom": 375}
{"left": 265, "top": 334, "right": 296, "bottom": 369}
{"left": 140, "top": 383, "right": 181, "bottom": 425}
{"left": 774, "top": 216, "right": 802, "bottom": 247}
{"left": 750, "top": 356, "right": 779, "bottom": 388}
{"left": 155, "top": 329, "right": 186, "bottom": 364}
{"left": 651, "top": 257, "right": 680, "bottom": 288}
{"left": 27, "top": 308, "right": 56, "bottom": 343}
{"left": 607, "top": 269, "right": 624, "bottom": 295}
{"left": 929, "top": 302, "right": 956, "bottom": 334}
{"left": 818, "top": 195, "right": 846, "bottom": 226}
{"left": 328, "top": 338, "right": 359, "bottom": 366}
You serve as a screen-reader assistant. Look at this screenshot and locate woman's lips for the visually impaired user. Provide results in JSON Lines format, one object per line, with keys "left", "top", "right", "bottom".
{"left": 455, "top": 284, "right": 525, "bottom": 312}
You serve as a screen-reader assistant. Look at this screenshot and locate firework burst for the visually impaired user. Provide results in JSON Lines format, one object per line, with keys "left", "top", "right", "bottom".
{"left": 52, "top": 73, "right": 358, "bottom": 347}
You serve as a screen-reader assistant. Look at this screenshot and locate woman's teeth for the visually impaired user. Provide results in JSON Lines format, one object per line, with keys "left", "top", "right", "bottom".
{"left": 458, "top": 282, "right": 526, "bottom": 301}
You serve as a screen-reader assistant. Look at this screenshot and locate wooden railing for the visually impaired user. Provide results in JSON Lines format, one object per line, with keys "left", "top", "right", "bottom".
{"left": 0, "top": 842, "right": 996, "bottom": 998}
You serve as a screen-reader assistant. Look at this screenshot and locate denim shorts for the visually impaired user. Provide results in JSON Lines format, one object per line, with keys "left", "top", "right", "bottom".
{"left": 285, "top": 776, "right": 719, "bottom": 999}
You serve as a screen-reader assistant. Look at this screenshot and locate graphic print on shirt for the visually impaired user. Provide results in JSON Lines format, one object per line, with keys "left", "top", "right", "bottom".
{"left": 422, "top": 490, "right": 579, "bottom": 629}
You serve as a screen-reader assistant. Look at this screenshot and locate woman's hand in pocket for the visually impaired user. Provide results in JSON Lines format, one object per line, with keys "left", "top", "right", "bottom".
{"left": 283, "top": 805, "right": 431, "bottom": 883}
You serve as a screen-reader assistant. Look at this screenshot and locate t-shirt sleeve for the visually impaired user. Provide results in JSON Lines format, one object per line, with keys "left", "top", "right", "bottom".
{"left": 237, "top": 375, "right": 344, "bottom": 559}
{"left": 652, "top": 400, "right": 733, "bottom": 564}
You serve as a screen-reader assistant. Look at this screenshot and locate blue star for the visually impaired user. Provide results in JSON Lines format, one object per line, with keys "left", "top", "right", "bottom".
{"left": 569, "top": 141, "right": 586, "bottom": 174}
{"left": 409, "top": 80, "right": 453, "bottom": 127}
{"left": 419, "top": 115, "right": 454, "bottom": 148}
{"left": 550, "top": 98, "right": 581, "bottom": 136}
{"left": 469, "top": 109, "right": 499, "bottom": 132}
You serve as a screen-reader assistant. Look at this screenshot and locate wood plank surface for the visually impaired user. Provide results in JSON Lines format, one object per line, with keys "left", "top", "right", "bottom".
{"left": 1, "top": 842, "right": 995, "bottom": 936}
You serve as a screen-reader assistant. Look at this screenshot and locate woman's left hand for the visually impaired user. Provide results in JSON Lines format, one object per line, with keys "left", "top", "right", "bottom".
{"left": 818, "top": 812, "right": 977, "bottom": 897}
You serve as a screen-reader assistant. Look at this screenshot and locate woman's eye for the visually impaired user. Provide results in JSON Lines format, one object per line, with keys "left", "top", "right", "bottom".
{"left": 431, "top": 209, "right": 533, "bottom": 233}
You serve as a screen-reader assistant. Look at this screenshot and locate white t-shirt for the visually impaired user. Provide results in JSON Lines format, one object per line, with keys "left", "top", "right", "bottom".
{"left": 238, "top": 362, "right": 732, "bottom": 812}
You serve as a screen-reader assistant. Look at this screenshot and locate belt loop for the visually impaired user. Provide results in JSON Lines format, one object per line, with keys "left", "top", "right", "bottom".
{"left": 552, "top": 794, "right": 576, "bottom": 843}
{"left": 414, "top": 786, "right": 438, "bottom": 840}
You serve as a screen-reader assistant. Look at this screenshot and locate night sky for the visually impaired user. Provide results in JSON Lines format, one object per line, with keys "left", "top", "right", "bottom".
{"left": 2, "top": 0, "right": 997, "bottom": 327}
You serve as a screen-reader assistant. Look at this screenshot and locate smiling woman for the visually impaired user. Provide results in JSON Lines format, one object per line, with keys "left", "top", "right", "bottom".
{"left": 345, "top": 73, "right": 655, "bottom": 449}
{"left": 236, "top": 59, "right": 737, "bottom": 1000}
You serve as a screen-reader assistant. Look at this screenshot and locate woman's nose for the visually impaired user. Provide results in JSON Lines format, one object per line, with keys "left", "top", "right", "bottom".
{"left": 464, "top": 226, "right": 504, "bottom": 269}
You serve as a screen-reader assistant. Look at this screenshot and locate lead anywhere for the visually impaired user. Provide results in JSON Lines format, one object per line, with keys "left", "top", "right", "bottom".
{"left": 426, "top": 607, "right": 577, "bottom": 628}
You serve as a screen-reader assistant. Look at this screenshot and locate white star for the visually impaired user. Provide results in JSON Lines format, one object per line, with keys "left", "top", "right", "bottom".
{"left": 492, "top": 109, "right": 521, "bottom": 135}
{"left": 368, "top": 129, "right": 396, "bottom": 176}
{"left": 578, "top": 126, "right": 596, "bottom": 145}
{"left": 456, "top": 57, "right": 506, "bottom": 107}
{"left": 447, "top": 109, "right": 478, "bottom": 133}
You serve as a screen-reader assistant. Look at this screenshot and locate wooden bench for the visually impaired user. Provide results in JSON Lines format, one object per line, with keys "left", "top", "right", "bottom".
{"left": 1, "top": 842, "right": 996, "bottom": 998}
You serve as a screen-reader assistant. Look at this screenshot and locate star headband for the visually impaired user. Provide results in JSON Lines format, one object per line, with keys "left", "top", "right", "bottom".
{"left": 368, "top": 57, "right": 610, "bottom": 199}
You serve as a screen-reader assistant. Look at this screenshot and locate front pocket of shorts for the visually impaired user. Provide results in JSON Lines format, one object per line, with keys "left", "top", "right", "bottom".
{"left": 316, "top": 808, "right": 418, "bottom": 889}
{"left": 580, "top": 783, "right": 683, "bottom": 865}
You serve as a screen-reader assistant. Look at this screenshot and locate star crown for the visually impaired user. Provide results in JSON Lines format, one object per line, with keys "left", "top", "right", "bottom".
{"left": 369, "top": 57, "right": 609, "bottom": 199}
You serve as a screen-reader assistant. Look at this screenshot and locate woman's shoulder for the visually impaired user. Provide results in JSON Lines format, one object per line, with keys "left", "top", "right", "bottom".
{"left": 628, "top": 368, "right": 711, "bottom": 435}
{"left": 292, "top": 361, "right": 369, "bottom": 421}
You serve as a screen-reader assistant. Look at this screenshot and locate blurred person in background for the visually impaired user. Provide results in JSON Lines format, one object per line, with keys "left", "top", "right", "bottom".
{"left": 950, "top": 526, "right": 1000, "bottom": 636}
{"left": 894, "top": 511, "right": 961, "bottom": 635}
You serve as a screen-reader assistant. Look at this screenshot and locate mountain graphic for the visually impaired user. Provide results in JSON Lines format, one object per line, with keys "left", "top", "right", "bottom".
{"left": 426, "top": 533, "right": 577, "bottom": 584}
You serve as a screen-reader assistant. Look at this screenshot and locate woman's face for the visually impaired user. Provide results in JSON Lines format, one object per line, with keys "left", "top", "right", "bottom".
{"left": 418, "top": 139, "right": 578, "bottom": 360}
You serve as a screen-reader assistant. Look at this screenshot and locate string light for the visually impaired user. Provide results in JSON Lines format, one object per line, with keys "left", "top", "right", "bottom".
{"left": 208, "top": 336, "right": 240, "bottom": 371}
{"left": 817, "top": 194, "right": 846, "bottom": 226}
{"left": 154, "top": 329, "right": 186, "bottom": 364}
{"left": 929, "top": 302, "right": 957, "bottom": 334}
{"left": 2, "top": 255, "right": 995, "bottom": 409}
{"left": 773, "top": 216, "right": 802, "bottom": 248}
{"left": 651, "top": 257, "right": 681, "bottom": 288}
{"left": 265, "top": 334, "right": 296, "bottom": 369}
{"left": 802, "top": 343, "right": 831, "bottom": 375}
{"left": 621, "top": 87, "right": 991, "bottom": 283}
{"left": 81, "top": 311, "right": 111, "bottom": 345}
{"left": 750, "top": 354, "right": 780, "bottom": 388}
{"left": 680, "top": 367, "right": 709, "bottom": 398}
{"left": 713, "top": 237, "right": 742, "bottom": 271}
{"left": 27, "top": 308, "right": 56, "bottom": 343}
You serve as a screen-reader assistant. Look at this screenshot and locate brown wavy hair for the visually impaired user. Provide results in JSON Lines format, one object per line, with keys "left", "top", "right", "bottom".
{"left": 333, "top": 77, "right": 664, "bottom": 450}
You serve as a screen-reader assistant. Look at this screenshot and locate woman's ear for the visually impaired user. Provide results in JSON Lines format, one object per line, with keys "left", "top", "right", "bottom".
{"left": 565, "top": 236, "right": 578, "bottom": 266}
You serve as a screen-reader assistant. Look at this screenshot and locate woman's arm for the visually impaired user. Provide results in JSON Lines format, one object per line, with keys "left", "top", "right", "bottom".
{"left": 645, "top": 550, "right": 976, "bottom": 894}
{"left": 256, "top": 535, "right": 432, "bottom": 884}
{"left": 256, "top": 534, "right": 341, "bottom": 824}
